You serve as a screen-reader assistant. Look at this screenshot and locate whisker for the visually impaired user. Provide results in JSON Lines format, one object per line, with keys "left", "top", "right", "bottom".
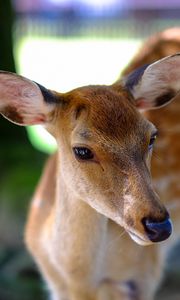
{"left": 107, "top": 229, "right": 126, "bottom": 251}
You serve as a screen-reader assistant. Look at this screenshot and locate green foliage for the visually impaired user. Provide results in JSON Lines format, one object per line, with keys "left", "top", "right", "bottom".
{"left": 0, "top": 0, "right": 16, "bottom": 72}
{"left": 0, "top": 248, "right": 45, "bottom": 300}
{"left": 0, "top": 142, "right": 46, "bottom": 214}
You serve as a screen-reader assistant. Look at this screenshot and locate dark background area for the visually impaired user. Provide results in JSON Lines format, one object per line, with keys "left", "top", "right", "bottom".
{"left": 0, "top": 0, "right": 180, "bottom": 299}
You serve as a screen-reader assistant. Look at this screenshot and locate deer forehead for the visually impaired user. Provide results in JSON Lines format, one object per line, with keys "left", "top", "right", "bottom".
{"left": 57, "top": 86, "right": 153, "bottom": 149}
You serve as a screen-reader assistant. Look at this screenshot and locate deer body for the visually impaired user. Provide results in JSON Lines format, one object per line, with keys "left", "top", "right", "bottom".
{"left": 0, "top": 33, "right": 180, "bottom": 300}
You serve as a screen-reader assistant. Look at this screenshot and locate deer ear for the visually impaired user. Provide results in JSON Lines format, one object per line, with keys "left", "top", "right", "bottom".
{"left": 0, "top": 71, "right": 59, "bottom": 126}
{"left": 124, "top": 53, "right": 180, "bottom": 110}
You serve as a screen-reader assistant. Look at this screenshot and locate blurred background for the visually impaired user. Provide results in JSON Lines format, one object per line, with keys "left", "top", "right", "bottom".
{"left": 0, "top": 0, "right": 180, "bottom": 299}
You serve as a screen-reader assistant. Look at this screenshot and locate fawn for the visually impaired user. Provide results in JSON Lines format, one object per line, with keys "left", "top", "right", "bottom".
{"left": 0, "top": 34, "right": 180, "bottom": 299}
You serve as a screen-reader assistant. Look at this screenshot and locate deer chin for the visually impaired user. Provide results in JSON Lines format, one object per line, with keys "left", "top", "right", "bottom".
{"left": 127, "top": 230, "right": 153, "bottom": 246}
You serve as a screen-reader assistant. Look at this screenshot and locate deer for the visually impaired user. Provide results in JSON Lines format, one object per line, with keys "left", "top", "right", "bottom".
{"left": 0, "top": 50, "right": 180, "bottom": 299}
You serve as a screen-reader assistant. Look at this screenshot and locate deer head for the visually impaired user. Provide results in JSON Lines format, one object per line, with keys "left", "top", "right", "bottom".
{"left": 1, "top": 54, "right": 180, "bottom": 246}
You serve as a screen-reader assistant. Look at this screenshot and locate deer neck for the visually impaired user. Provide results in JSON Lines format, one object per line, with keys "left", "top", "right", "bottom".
{"left": 48, "top": 152, "right": 108, "bottom": 282}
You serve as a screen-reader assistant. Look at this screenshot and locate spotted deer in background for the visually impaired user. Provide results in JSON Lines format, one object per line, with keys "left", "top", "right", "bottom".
{"left": 120, "top": 27, "right": 180, "bottom": 245}
{"left": 116, "top": 27, "right": 180, "bottom": 299}
{"left": 0, "top": 31, "right": 180, "bottom": 299}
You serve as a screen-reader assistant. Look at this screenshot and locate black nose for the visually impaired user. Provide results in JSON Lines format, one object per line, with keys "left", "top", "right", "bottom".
{"left": 142, "top": 217, "right": 172, "bottom": 242}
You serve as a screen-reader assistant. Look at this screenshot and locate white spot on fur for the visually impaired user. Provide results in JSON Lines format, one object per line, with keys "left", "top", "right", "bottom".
{"left": 32, "top": 197, "right": 43, "bottom": 208}
{"left": 124, "top": 194, "right": 134, "bottom": 205}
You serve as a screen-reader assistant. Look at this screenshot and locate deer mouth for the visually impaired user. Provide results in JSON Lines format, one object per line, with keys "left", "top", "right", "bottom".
{"left": 127, "top": 230, "right": 153, "bottom": 246}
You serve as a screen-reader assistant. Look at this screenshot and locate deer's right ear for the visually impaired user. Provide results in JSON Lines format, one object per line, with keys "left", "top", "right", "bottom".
{"left": 0, "top": 71, "right": 60, "bottom": 126}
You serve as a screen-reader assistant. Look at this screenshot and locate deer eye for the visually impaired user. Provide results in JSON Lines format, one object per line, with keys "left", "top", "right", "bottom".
{"left": 73, "top": 147, "right": 94, "bottom": 161}
{"left": 148, "top": 132, "right": 157, "bottom": 150}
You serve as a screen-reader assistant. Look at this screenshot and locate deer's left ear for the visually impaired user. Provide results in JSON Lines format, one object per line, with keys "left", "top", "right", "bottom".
{"left": 123, "top": 53, "right": 180, "bottom": 110}
{"left": 0, "top": 71, "right": 59, "bottom": 126}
